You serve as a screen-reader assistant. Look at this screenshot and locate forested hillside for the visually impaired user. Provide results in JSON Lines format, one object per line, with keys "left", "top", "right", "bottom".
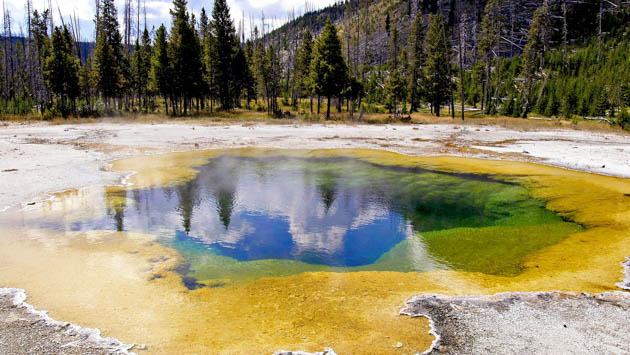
{"left": 0, "top": 0, "right": 629, "bottom": 128}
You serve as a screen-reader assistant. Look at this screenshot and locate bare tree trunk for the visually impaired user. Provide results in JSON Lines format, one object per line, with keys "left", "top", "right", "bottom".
{"left": 598, "top": 0, "right": 603, "bottom": 64}
{"left": 562, "top": 0, "right": 568, "bottom": 72}
{"left": 458, "top": 0, "right": 465, "bottom": 120}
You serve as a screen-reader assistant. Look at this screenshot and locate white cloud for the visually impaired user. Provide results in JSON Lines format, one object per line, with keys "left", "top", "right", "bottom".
{"left": 3, "top": 0, "right": 337, "bottom": 40}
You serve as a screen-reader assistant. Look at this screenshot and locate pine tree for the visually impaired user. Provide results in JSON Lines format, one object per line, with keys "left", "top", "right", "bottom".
{"left": 408, "top": 15, "right": 425, "bottom": 112}
{"left": 424, "top": 14, "right": 452, "bottom": 117}
{"left": 43, "top": 26, "right": 79, "bottom": 116}
{"left": 168, "top": 0, "right": 203, "bottom": 115}
{"left": 79, "top": 55, "right": 97, "bottom": 111}
{"left": 244, "top": 39, "right": 257, "bottom": 106}
{"left": 522, "top": 2, "right": 550, "bottom": 117}
{"left": 202, "top": 11, "right": 218, "bottom": 112}
{"left": 385, "top": 69, "right": 407, "bottom": 118}
{"left": 131, "top": 40, "right": 142, "bottom": 107}
{"left": 310, "top": 18, "right": 348, "bottom": 120}
{"left": 478, "top": 0, "right": 504, "bottom": 114}
{"left": 265, "top": 45, "right": 282, "bottom": 115}
{"left": 212, "top": 0, "right": 238, "bottom": 109}
{"left": 30, "top": 10, "right": 50, "bottom": 113}
{"left": 294, "top": 30, "right": 314, "bottom": 111}
{"left": 389, "top": 26, "right": 400, "bottom": 70}
{"left": 232, "top": 46, "right": 249, "bottom": 108}
{"left": 149, "top": 25, "right": 170, "bottom": 114}
{"left": 93, "top": 0, "right": 125, "bottom": 108}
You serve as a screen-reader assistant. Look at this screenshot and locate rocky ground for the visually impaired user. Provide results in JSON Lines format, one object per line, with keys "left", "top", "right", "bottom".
{"left": 0, "top": 289, "right": 134, "bottom": 355}
{"left": 401, "top": 292, "right": 630, "bottom": 354}
{"left": 0, "top": 120, "right": 629, "bottom": 354}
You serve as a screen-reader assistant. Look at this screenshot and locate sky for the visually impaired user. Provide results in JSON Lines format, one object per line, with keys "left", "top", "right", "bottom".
{"left": 4, "top": 0, "right": 338, "bottom": 41}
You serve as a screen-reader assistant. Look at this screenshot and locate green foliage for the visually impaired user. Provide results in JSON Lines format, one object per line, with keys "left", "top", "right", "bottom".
{"left": 424, "top": 14, "right": 452, "bottom": 117}
{"left": 385, "top": 69, "right": 407, "bottom": 116}
{"left": 618, "top": 110, "right": 630, "bottom": 130}
{"left": 407, "top": 15, "right": 425, "bottom": 112}
{"left": 309, "top": 18, "right": 349, "bottom": 119}
{"left": 168, "top": 0, "right": 203, "bottom": 115}
{"left": 293, "top": 30, "right": 314, "bottom": 101}
{"left": 93, "top": 0, "right": 126, "bottom": 103}
{"left": 130, "top": 28, "right": 152, "bottom": 112}
{"left": 521, "top": 2, "right": 550, "bottom": 115}
{"left": 43, "top": 26, "right": 80, "bottom": 117}
{"left": 149, "top": 25, "right": 170, "bottom": 106}
{"left": 211, "top": 0, "right": 239, "bottom": 109}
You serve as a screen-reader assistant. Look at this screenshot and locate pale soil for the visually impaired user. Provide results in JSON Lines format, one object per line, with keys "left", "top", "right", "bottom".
{"left": 0, "top": 120, "right": 629, "bottom": 354}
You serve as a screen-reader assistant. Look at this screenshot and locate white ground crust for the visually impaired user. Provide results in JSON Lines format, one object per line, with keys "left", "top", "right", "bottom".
{"left": 619, "top": 257, "right": 630, "bottom": 291}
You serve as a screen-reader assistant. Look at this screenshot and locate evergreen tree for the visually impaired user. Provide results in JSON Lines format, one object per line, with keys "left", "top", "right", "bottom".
{"left": 408, "top": 15, "right": 425, "bottom": 112}
{"left": 199, "top": 8, "right": 209, "bottom": 41}
{"left": 232, "top": 46, "right": 249, "bottom": 108}
{"left": 139, "top": 29, "right": 152, "bottom": 111}
{"left": 478, "top": 0, "right": 504, "bottom": 114}
{"left": 43, "top": 26, "right": 79, "bottom": 116}
{"left": 168, "top": 0, "right": 203, "bottom": 115}
{"left": 212, "top": 0, "right": 238, "bottom": 109}
{"left": 30, "top": 10, "right": 51, "bottom": 113}
{"left": 149, "top": 25, "right": 171, "bottom": 114}
{"left": 344, "top": 76, "right": 364, "bottom": 119}
{"left": 202, "top": 11, "right": 218, "bottom": 112}
{"left": 79, "top": 55, "right": 97, "bottom": 110}
{"left": 253, "top": 32, "right": 267, "bottom": 108}
{"left": 522, "top": 2, "right": 550, "bottom": 117}
{"left": 294, "top": 30, "right": 314, "bottom": 111}
{"left": 389, "top": 27, "right": 400, "bottom": 70}
{"left": 265, "top": 45, "right": 282, "bottom": 114}
{"left": 310, "top": 18, "right": 348, "bottom": 119}
{"left": 93, "top": 0, "right": 126, "bottom": 107}
{"left": 385, "top": 69, "right": 407, "bottom": 117}
{"left": 243, "top": 39, "right": 257, "bottom": 106}
{"left": 424, "top": 14, "right": 452, "bottom": 117}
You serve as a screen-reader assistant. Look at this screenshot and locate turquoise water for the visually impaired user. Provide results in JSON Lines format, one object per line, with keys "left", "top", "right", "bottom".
{"left": 19, "top": 155, "right": 582, "bottom": 284}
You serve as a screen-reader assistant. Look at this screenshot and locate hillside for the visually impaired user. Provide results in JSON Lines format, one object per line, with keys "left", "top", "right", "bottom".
{"left": 269, "top": 0, "right": 609, "bottom": 66}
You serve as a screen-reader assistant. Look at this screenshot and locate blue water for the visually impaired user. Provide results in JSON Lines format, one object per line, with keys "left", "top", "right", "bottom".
{"left": 12, "top": 154, "right": 572, "bottom": 282}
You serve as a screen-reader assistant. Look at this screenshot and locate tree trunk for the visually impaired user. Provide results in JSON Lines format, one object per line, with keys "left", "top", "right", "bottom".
{"left": 317, "top": 95, "right": 321, "bottom": 115}
{"left": 326, "top": 96, "right": 331, "bottom": 119}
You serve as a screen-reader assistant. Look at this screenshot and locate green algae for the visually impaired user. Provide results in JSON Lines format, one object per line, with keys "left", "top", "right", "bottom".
{"left": 419, "top": 222, "right": 584, "bottom": 276}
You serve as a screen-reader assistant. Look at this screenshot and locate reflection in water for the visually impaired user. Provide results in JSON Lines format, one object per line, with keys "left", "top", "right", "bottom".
{"left": 14, "top": 155, "right": 581, "bottom": 281}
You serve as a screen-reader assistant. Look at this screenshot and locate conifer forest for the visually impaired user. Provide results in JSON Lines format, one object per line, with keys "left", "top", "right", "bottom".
{"left": 1, "top": 0, "right": 630, "bottom": 128}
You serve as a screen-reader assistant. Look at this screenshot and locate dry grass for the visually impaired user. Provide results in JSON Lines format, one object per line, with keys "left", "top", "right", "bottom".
{"left": 3, "top": 108, "right": 628, "bottom": 135}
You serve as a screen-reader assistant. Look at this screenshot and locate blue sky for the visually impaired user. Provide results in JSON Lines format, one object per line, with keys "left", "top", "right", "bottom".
{"left": 5, "top": 0, "right": 337, "bottom": 41}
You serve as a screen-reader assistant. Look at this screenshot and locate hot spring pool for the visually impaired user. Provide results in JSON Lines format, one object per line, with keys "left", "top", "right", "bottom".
{"left": 1, "top": 149, "right": 628, "bottom": 354}
{"left": 14, "top": 153, "right": 583, "bottom": 287}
